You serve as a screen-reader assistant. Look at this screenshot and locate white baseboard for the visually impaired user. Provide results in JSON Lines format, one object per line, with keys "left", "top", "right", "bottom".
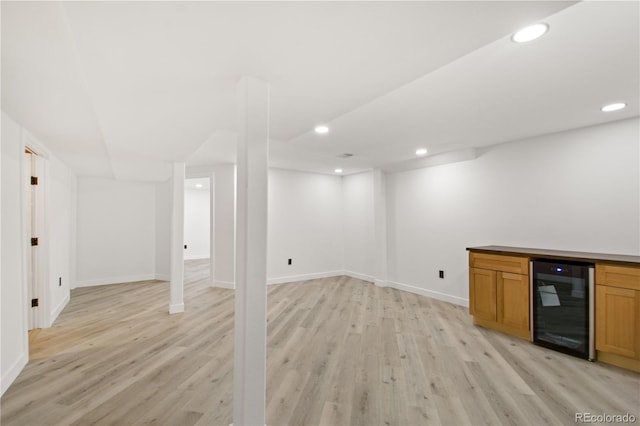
{"left": 267, "top": 270, "right": 343, "bottom": 285}
{"left": 50, "top": 293, "right": 70, "bottom": 325}
{"left": 374, "top": 279, "right": 388, "bottom": 288}
{"left": 207, "top": 271, "right": 467, "bottom": 309}
{"left": 184, "top": 255, "right": 210, "bottom": 261}
{"left": 169, "top": 303, "right": 185, "bottom": 314}
{"left": 212, "top": 279, "right": 235, "bottom": 289}
{"left": 1, "top": 352, "right": 27, "bottom": 396}
{"left": 76, "top": 274, "right": 157, "bottom": 287}
{"left": 344, "top": 270, "right": 375, "bottom": 283}
{"left": 155, "top": 273, "right": 170, "bottom": 282}
{"left": 386, "top": 280, "right": 469, "bottom": 307}
{"left": 213, "top": 271, "right": 345, "bottom": 288}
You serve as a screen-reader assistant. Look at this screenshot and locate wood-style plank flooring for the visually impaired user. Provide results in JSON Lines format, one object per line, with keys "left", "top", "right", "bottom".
{"left": 2, "top": 259, "right": 639, "bottom": 425}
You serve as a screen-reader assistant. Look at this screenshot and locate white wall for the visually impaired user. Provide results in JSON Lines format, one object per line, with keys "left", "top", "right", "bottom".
{"left": 1, "top": 111, "right": 77, "bottom": 395}
{"left": 155, "top": 180, "right": 171, "bottom": 281}
{"left": 384, "top": 118, "right": 640, "bottom": 306}
{"left": 268, "top": 169, "right": 344, "bottom": 283}
{"left": 76, "top": 177, "right": 157, "bottom": 286}
{"left": 211, "top": 167, "right": 345, "bottom": 287}
{"left": 47, "top": 155, "right": 77, "bottom": 320}
{"left": 342, "top": 171, "right": 375, "bottom": 281}
{"left": 1, "top": 111, "right": 28, "bottom": 395}
{"left": 184, "top": 186, "right": 210, "bottom": 260}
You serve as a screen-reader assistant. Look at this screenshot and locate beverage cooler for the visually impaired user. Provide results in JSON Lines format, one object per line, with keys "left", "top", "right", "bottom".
{"left": 531, "top": 259, "right": 595, "bottom": 360}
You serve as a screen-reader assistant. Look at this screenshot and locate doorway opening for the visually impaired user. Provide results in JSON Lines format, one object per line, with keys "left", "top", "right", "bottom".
{"left": 184, "top": 177, "right": 213, "bottom": 284}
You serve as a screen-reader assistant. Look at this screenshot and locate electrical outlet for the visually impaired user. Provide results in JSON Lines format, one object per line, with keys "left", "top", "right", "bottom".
{"left": 184, "top": 244, "right": 187, "bottom": 249}
{"left": 288, "top": 258, "right": 292, "bottom": 265}
{"left": 439, "top": 270, "right": 444, "bottom": 279}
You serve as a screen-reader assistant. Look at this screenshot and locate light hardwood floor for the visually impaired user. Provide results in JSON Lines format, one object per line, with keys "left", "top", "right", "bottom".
{"left": 2, "top": 259, "right": 639, "bottom": 425}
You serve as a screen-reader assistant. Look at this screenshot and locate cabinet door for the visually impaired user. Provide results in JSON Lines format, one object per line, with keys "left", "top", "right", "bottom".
{"left": 497, "top": 272, "right": 529, "bottom": 331}
{"left": 470, "top": 268, "right": 497, "bottom": 321}
{"left": 596, "top": 285, "right": 639, "bottom": 359}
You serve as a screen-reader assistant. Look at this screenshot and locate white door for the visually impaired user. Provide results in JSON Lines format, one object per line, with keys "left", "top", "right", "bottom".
{"left": 25, "top": 149, "right": 40, "bottom": 330}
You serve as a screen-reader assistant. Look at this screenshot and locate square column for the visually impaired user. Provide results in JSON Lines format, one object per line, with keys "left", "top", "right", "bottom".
{"left": 169, "top": 162, "right": 185, "bottom": 314}
{"left": 209, "top": 171, "right": 216, "bottom": 288}
{"left": 373, "top": 169, "right": 388, "bottom": 287}
{"left": 233, "top": 77, "right": 269, "bottom": 426}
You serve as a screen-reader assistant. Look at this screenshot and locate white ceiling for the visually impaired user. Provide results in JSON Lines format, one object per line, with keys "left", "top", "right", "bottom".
{"left": 2, "top": 1, "right": 638, "bottom": 180}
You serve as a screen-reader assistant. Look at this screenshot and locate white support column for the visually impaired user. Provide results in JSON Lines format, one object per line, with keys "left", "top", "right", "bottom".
{"left": 209, "top": 171, "right": 216, "bottom": 288}
{"left": 233, "top": 76, "right": 269, "bottom": 426}
{"left": 373, "top": 169, "right": 388, "bottom": 287}
{"left": 169, "top": 162, "right": 185, "bottom": 314}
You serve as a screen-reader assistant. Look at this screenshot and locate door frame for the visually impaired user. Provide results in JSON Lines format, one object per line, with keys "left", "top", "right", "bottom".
{"left": 22, "top": 139, "right": 50, "bottom": 331}
{"left": 25, "top": 148, "right": 38, "bottom": 329}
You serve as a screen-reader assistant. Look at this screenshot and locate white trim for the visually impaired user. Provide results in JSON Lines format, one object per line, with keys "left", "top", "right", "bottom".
{"left": 267, "top": 270, "right": 343, "bottom": 285}
{"left": 184, "top": 254, "right": 210, "bottom": 261}
{"left": 1, "top": 352, "right": 27, "bottom": 396}
{"left": 374, "top": 279, "right": 388, "bottom": 288}
{"left": 21, "top": 136, "right": 31, "bottom": 332}
{"left": 50, "top": 292, "right": 70, "bottom": 326}
{"left": 344, "top": 270, "right": 375, "bottom": 283}
{"left": 21, "top": 129, "right": 52, "bottom": 159}
{"left": 169, "top": 303, "right": 185, "bottom": 314}
{"left": 76, "top": 274, "right": 157, "bottom": 287}
{"left": 209, "top": 271, "right": 469, "bottom": 311}
{"left": 386, "top": 280, "right": 469, "bottom": 307}
{"left": 213, "top": 280, "right": 235, "bottom": 289}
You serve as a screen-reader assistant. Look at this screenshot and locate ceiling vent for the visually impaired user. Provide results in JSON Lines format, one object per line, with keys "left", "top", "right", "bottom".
{"left": 337, "top": 153, "right": 354, "bottom": 158}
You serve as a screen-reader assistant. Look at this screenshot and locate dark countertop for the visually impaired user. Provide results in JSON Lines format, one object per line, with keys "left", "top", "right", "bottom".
{"left": 467, "top": 245, "right": 640, "bottom": 266}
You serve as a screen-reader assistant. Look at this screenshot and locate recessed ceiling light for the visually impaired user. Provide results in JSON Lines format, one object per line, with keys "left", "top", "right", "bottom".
{"left": 601, "top": 102, "right": 626, "bottom": 112}
{"left": 512, "top": 23, "right": 549, "bottom": 43}
{"left": 315, "top": 125, "right": 329, "bottom": 134}
{"left": 415, "top": 148, "right": 428, "bottom": 156}
{"left": 195, "top": 183, "right": 203, "bottom": 188}
{"left": 334, "top": 168, "right": 343, "bottom": 174}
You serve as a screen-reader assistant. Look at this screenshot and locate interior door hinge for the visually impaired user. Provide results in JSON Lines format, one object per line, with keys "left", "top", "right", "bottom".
{"left": 31, "top": 176, "right": 38, "bottom": 185}
{"left": 31, "top": 298, "right": 39, "bottom": 307}
{"left": 31, "top": 237, "right": 39, "bottom": 246}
